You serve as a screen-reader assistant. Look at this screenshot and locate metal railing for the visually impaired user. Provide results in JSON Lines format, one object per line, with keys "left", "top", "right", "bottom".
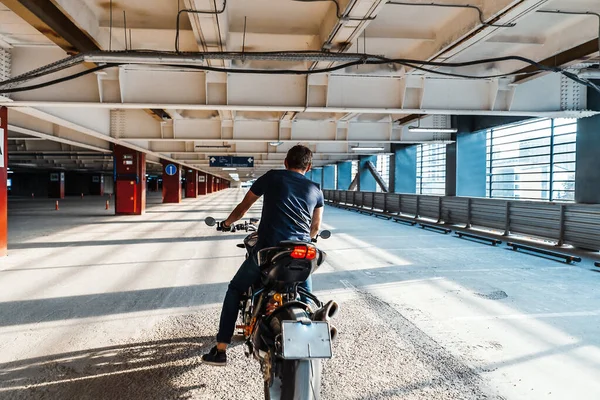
{"left": 323, "top": 190, "right": 600, "bottom": 251}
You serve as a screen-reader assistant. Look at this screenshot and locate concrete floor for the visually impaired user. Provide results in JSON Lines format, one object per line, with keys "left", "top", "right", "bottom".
{"left": 0, "top": 189, "right": 599, "bottom": 399}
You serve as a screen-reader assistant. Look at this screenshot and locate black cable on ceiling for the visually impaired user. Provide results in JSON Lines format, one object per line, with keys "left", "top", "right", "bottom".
{"left": 537, "top": 10, "right": 600, "bottom": 55}
{"left": 0, "top": 64, "right": 119, "bottom": 94}
{"left": 213, "top": 0, "right": 224, "bottom": 52}
{"left": 175, "top": 0, "right": 226, "bottom": 53}
{"left": 1, "top": 52, "right": 599, "bottom": 96}
{"left": 386, "top": 1, "right": 516, "bottom": 28}
{"left": 292, "top": 0, "right": 376, "bottom": 22}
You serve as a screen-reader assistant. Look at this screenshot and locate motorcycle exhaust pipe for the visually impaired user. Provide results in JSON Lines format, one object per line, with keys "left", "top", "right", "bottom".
{"left": 330, "top": 325, "right": 338, "bottom": 341}
{"left": 313, "top": 300, "right": 339, "bottom": 322}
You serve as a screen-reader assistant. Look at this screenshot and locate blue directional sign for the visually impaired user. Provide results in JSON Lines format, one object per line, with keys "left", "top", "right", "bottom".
{"left": 209, "top": 156, "right": 254, "bottom": 168}
{"left": 165, "top": 163, "right": 178, "bottom": 176}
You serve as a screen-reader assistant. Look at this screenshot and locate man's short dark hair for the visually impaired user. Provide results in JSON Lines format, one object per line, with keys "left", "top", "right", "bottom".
{"left": 285, "top": 145, "right": 313, "bottom": 171}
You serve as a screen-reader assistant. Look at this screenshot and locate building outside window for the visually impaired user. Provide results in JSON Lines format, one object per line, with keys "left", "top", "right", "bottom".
{"left": 350, "top": 160, "right": 358, "bottom": 190}
{"left": 375, "top": 155, "right": 391, "bottom": 192}
{"left": 486, "top": 118, "right": 576, "bottom": 201}
{"left": 417, "top": 144, "right": 447, "bottom": 195}
{"left": 332, "top": 164, "right": 338, "bottom": 190}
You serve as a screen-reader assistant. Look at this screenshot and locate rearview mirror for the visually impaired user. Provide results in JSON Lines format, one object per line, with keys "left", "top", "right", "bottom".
{"left": 205, "top": 217, "right": 216, "bottom": 226}
{"left": 320, "top": 230, "right": 331, "bottom": 239}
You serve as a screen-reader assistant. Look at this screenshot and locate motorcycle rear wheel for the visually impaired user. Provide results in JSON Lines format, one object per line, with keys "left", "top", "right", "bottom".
{"left": 268, "top": 359, "right": 321, "bottom": 400}
{"left": 266, "top": 306, "right": 322, "bottom": 400}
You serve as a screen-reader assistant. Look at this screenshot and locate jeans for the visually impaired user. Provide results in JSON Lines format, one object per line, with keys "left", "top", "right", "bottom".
{"left": 216, "top": 253, "right": 313, "bottom": 344}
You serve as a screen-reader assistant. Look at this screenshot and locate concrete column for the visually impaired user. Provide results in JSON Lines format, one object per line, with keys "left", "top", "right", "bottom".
{"left": 359, "top": 155, "right": 377, "bottom": 192}
{"left": 114, "top": 145, "right": 146, "bottom": 215}
{"left": 576, "top": 82, "right": 600, "bottom": 203}
{"left": 185, "top": 169, "right": 198, "bottom": 198}
{"left": 161, "top": 160, "right": 182, "bottom": 203}
{"left": 198, "top": 172, "right": 207, "bottom": 195}
{"left": 323, "top": 165, "right": 335, "bottom": 189}
{"left": 0, "top": 107, "right": 7, "bottom": 256}
{"left": 312, "top": 168, "right": 323, "bottom": 187}
{"left": 90, "top": 175, "right": 104, "bottom": 195}
{"left": 456, "top": 131, "right": 487, "bottom": 197}
{"left": 48, "top": 172, "right": 65, "bottom": 199}
{"left": 445, "top": 143, "right": 457, "bottom": 196}
{"left": 337, "top": 161, "right": 352, "bottom": 190}
{"left": 393, "top": 145, "right": 417, "bottom": 194}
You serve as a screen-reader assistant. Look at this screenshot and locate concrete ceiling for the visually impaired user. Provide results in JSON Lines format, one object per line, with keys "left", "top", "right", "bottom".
{"left": 0, "top": 0, "right": 599, "bottom": 180}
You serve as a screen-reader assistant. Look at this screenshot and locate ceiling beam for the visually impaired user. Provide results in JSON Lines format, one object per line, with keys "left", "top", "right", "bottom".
{"left": 513, "top": 38, "right": 599, "bottom": 84}
{"left": 3, "top": 101, "right": 592, "bottom": 118}
{"left": 0, "top": 0, "right": 100, "bottom": 54}
{"left": 8, "top": 124, "right": 111, "bottom": 152}
{"left": 312, "top": 0, "right": 388, "bottom": 70}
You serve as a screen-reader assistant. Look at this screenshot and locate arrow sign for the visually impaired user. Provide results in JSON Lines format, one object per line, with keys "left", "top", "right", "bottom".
{"left": 165, "top": 164, "right": 178, "bottom": 176}
{"left": 209, "top": 156, "right": 255, "bottom": 168}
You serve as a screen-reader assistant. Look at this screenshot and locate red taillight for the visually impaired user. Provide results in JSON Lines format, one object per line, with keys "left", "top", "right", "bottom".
{"left": 290, "top": 245, "right": 317, "bottom": 260}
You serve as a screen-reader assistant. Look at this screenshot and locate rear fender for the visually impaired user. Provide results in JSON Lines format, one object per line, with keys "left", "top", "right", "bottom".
{"left": 253, "top": 302, "right": 311, "bottom": 357}
{"left": 265, "top": 301, "right": 311, "bottom": 327}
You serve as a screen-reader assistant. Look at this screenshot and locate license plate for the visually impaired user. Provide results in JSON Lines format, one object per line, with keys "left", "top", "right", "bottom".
{"left": 281, "top": 320, "right": 332, "bottom": 360}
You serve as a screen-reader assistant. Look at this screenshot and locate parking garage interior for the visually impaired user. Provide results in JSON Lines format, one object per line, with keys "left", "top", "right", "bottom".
{"left": 1, "top": 0, "right": 600, "bottom": 399}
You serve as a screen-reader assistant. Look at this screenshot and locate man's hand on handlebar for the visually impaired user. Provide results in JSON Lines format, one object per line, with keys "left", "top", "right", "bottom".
{"left": 206, "top": 217, "right": 256, "bottom": 233}
{"left": 217, "top": 221, "right": 232, "bottom": 232}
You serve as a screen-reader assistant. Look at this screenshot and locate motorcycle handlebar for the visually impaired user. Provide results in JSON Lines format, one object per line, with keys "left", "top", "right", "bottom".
{"left": 204, "top": 216, "right": 256, "bottom": 233}
{"left": 204, "top": 216, "right": 329, "bottom": 238}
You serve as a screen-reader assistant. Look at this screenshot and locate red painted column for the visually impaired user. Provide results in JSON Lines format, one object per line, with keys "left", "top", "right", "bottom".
{"left": 197, "top": 172, "right": 207, "bottom": 195}
{"left": 214, "top": 177, "right": 219, "bottom": 192}
{"left": 207, "top": 175, "right": 213, "bottom": 194}
{"left": 0, "top": 107, "right": 7, "bottom": 256}
{"left": 185, "top": 169, "right": 198, "bottom": 198}
{"left": 161, "top": 160, "right": 182, "bottom": 203}
{"left": 114, "top": 145, "right": 146, "bottom": 215}
{"left": 48, "top": 172, "right": 65, "bottom": 198}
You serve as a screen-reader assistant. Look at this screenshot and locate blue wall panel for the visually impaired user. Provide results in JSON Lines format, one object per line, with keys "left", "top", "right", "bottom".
{"left": 337, "top": 161, "right": 352, "bottom": 190}
{"left": 359, "top": 156, "right": 377, "bottom": 192}
{"left": 456, "top": 131, "right": 487, "bottom": 197}
{"left": 323, "top": 165, "right": 335, "bottom": 189}
{"left": 393, "top": 146, "right": 417, "bottom": 194}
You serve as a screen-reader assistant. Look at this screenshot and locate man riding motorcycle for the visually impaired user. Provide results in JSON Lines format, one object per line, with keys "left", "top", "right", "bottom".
{"left": 202, "top": 145, "right": 325, "bottom": 366}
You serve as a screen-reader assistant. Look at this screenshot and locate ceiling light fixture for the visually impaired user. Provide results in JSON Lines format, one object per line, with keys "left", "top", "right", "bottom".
{"left": 408, "top": 127, "right": 458, "bottom": 133}
{"left": 351, "top": 146, "right": 385, "bottom": 152}
{"left": 222, "top": 167, "right": 237, "bottom": 171}
{"left": 269, "top": 141, "right": 284, "bottom": 147}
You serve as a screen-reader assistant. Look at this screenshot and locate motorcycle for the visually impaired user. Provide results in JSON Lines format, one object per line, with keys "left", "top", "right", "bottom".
{"left": 205, "top": 216, "right": 338, "bottom": 400}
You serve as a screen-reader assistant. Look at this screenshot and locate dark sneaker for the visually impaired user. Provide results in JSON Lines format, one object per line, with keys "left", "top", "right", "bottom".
{"left": 202, "top": 346, "right": 227, "bottom": 366}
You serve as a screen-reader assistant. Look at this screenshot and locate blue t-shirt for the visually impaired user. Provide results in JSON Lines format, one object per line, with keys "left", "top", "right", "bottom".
{"left": 250, "top": 169, "right": 324, "bottom": 250}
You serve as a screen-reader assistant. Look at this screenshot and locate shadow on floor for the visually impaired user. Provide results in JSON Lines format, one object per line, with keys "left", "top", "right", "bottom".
{"left": 0, "top": 265, "right": 412, "bottom": 327}
{"left": 82, "top": 219, "right": 206, "bottom": 225}
{"left": 0, "top": 337, "right": 217, "bottom": 400}
{"left": 9, "top": 234, "right": 249, "bottom": 250}
{"left": 0, "top": 255, "right": 244, "bottom": 272}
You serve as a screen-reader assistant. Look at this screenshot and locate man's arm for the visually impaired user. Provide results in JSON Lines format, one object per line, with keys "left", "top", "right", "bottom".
{"left": 310, "top": 206, "right": 324, "bottom": 239}
{"left": 223, "top": 190, "right": 260, "bottom": 227}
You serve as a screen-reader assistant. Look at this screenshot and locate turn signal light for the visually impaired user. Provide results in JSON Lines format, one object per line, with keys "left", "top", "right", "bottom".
{"left": 290, "top": 245, "right": 317, "bottom": 260}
